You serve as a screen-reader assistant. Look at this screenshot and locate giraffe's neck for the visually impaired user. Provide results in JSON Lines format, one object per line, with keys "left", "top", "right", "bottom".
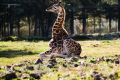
{"left": 53, "top": 8, "right": 65, "bottom": 29}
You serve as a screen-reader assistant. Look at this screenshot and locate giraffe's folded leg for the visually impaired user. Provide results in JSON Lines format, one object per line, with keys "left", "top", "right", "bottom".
{"left": 39, "top": 47, "right": 60, "bottom": 60}
{"left": 39, "top": 49, "right": 52, "bottom": 60}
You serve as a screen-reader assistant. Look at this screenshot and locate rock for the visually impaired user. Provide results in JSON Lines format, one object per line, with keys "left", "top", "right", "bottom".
{"left": 91, "top": 71, "right": 104, "bottom": 80}
{"left": 5, "top": 65, "right": 12, "bottom": 70}
{"left": 47, "top": 64, "right": 54, "bottom": 68}
{"left": 21, "top": 73, "right": 30, "bottom": 79}
{"left": 26, "top": 66, "right": 34, "bottom": 70}
{"left": 47, "top": 58, "right": 57, "bottom": 68}
{"left": 48, "top": 58, "right": 57, "bottom": 66}
{"left": 4, "top": 71, "right": 17, "bottom": 80}
{"left": 90, "top": 60, "right": 96, "bottom": 64}
{"left": 14, "top": 63, "right": 25, "bottom": 67}
{"left": 83, "top": 56, "right": 87, "bottom": 59}
{"left": 109, "top": 74, "right": 115, "bottom": 79}
{"left": 93, "top": 44, "right": 99, "bottom": 47}
{"left": 71, "top": 57, "right": 79, "bottom": 62}
{"left": 35, "top": 58, "right": 43, "bottom": 64}
{"left": 63, "top": 63, "right": 67, "bottom": 68}
{"left": 115, "top": 60, "right": 119, "bottom": 64}
{"left": 114, "top": 72, "right": 118, "bottom": 78}
{"left": 74, "top": 64, "right": 79, "bottom": 67}
{"left": 94, "top": 74, "right": 103, "bottom": 80}
{"left": 30, "top": 73, "right": 40, "bottom": 79}
{"left": 80, "top": 61, "right": 86, "bottom": 66}
{"left": 91, "top": 71, "right": 98, "bottom": 77}
{"left": 106, "top": 59, "right": 112, "bottom": 63}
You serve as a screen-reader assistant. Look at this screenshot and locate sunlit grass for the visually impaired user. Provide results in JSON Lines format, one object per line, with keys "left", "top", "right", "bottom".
{"left": 0, "top": 40, "right": 120, "bottom": 66}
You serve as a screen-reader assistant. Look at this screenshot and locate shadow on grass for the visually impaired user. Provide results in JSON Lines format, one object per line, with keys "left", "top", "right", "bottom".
{"left": 0, "top": 33, "right": 120, "bottom": 42}
{"left": 0, "top": 50, "right": 38, "bottom": 58}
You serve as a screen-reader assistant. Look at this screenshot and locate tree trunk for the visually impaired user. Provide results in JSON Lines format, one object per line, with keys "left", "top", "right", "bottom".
{"left": 45, "top": 15, "right": 50, "bottom": 37}
{"left": 99, "top": 15, "right": 102, "bottom": 34}
{"left": 1, "top": 18, "right": 4, "bottom": 37}
{"left": 118, "top": 0, "right": 120, "bottom": 32}
{"left": 93, "top": 16, "right": 96, "bottom": 33}
{"left": 34, "top": 16, "right": 38, "bottom": 36}
{"left": 109, "top": 16, "right": 112, "bottom": 32}
{"left": 3, "top": 15, "right": 6, "bottom": 37}
{"left": 70, "top": 8, "right": 74, "bottom": 35}
{"left": 8, "top": 6, "right": 14, "bottom": 36}
{"left": 38, "top": 18, "right": 41, "bottom": 36}
{"left": 27, "top": 16, "right": 31, "bottom": 37}
{"left": 0, "top": 20, "right": 1, "bottom": 37}
{"left": 17, "top": 18, "right": 20, "bottom": 37}
{"left": 9, "top": 17, "right": 13, "bottom": 36}
{"left": 40, "top": 12, "right": 46, "bottom": 38}
{"left": 82, "top": 8, "right": 87, "bottom": 34}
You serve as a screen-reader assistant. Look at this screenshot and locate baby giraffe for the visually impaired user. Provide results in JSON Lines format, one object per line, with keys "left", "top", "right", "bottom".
{"left": 38, "top": 2, "right": 82, "bottom": 61}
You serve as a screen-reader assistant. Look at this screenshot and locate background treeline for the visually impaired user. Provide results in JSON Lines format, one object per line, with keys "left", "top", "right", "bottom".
{"left": 0, "top": 0, "right": 120, "bottom": 40}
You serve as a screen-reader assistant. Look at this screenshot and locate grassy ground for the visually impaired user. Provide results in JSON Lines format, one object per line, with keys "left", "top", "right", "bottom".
{"left": 0, "top": 41, "right": 48, "bottom": 66}
{"left": 0, "top": 40, "right": 120, "bottom": 80}
{"left": 0, "top": 40, "right": 120, "bottom": 66}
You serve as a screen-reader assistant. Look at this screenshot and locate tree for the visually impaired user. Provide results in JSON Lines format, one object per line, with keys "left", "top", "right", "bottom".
{"left": 118, "top": 0, "right": 120, "bottom": 32}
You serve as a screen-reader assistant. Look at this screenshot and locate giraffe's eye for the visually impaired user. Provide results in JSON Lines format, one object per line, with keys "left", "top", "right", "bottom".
{"left": 54, "top": 7, "right": 57, "bottom": 9}
{"left": 53, "top": 6, "right": 57, "bottom": 9}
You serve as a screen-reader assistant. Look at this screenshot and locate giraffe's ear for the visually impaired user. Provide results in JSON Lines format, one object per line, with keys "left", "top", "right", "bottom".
{"left": 57, "top": 1, "right": 62, "bottom": 6}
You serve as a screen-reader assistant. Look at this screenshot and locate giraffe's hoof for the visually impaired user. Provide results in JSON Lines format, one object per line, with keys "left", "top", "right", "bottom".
{"left": 35, "top": 58, "right": 43, "bottom": 64}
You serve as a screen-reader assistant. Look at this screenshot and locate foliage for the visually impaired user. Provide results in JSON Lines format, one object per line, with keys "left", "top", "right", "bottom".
{"left": 0, "top": 0, "right": 120, "bottom": 38}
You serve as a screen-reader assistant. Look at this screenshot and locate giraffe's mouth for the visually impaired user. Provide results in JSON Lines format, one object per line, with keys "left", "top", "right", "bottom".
{"left": 46, "top": 9, "right": 52, "bottom": 12}
{"left": 46, "top": 9, "right": 49, "bottom": 12}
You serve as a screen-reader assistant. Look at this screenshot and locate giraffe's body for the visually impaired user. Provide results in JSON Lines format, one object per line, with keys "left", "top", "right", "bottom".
{"left": 39, "top": 2, "right": 82, "bottom": 60}
{"left": 48, "top": 5, "right": 68, "bottom": 49}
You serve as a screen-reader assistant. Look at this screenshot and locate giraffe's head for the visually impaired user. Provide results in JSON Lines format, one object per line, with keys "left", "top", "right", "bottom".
{"left": 46, "top": 2, "right": 63, "bottom": 14}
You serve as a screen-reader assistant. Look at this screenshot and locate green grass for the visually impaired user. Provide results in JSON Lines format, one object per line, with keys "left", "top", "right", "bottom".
{"left": 0, "top": 40, "right": 120, "bottom": 79}
{"left": 0, "top": 40, "right": 120, "bottom": 65}
{"left": 0, "top": 41, "right": 49, "bottom": 65}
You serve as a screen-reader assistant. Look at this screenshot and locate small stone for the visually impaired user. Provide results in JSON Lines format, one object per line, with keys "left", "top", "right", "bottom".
{"left": 15, "top": 63, "right": 25, "bottom": 67}
{"left": 49, "top": 58, "right": 57, "bottom": 66}
{"left": 26, "top": 66, "right": 34, "bottom": 70}
{"left": 71, "top": 57, "right": 79, "bottom": 62}
{"left": 83, "top": 56, "right": 87, "bottom": 59}
{"left": 74, "top": 64, "right": 79, "bottom": 67}
{"left": 94, "top": 74, "right": 103, "bottom": 80}
{"left": 109, "top": 74, "right": 115, "bottom": 79}
{"left": 4, "top": 71, "right": 17, "bottom": 80}
{"left": 114, "top": 72, "right": 118, "bottom": 77}
{"left": 115, "top": 60, "right": 119, "bottom": 64}
{"left": 93, "top": 44, "right": 99, "bottom": 47}
{"left": 21, "top": 73, "right": 30, "bottom": 79}
{"left": 47, "top": 64, "right": 54, "bottom": 68}
{"left": 90, "top": 60, "right": 96, "bottom": 64}
{"left": 35, "top": 58, "right": 43, "bottom": 64}
{"left": 63, "top": 63, "right": 67, "bottom": 68}
{"left": 30, "top": 73, "right": 40, "bottom": 79}
{"left": 91, "top": 71, "right": 98, "bottom": 77}
{"left": 5, "top": 65, "right": 12, "bottom": 70}
{"left": 106, "top": 59, "right": 112, "bottom": 63}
